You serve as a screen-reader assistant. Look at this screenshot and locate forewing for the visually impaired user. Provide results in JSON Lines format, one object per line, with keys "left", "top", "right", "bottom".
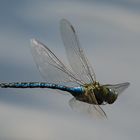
{"left": 69, "top": 98, "right": 107, "bottom": 119}
{"left": 30, "top": 39, "right": 82, "bottom": 86}
{"left": 105, "top": 82, "right": 130, "bottom": 96}
{"left": 60, "top": 19, "right": 96, "bottom": 84}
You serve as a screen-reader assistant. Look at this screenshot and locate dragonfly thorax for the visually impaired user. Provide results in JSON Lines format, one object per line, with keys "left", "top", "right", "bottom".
{"left": 83, "top": 82, "right": 118, "bottom": 105}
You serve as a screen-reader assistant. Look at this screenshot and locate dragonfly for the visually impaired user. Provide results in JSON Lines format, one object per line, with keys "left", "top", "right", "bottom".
{"left": 0, "top": 19, "right": 130, "bottom": 118}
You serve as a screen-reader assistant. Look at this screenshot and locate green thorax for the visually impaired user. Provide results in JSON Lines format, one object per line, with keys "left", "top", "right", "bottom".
{"left": 83, "top": 82, "right": 118, "bottom": 104}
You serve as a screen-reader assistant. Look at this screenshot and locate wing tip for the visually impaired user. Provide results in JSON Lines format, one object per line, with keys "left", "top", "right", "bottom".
{"left": 123, "top": 82, "right": 130, "bottom": 88}
{"left": 60, "top": 18, "right": 72, "bottom": 28}
{"left": 60, "top": 18, "right": 68, "bottom": 24}
{"left": 30, "top": 38, "right": 38, "bottom": 46}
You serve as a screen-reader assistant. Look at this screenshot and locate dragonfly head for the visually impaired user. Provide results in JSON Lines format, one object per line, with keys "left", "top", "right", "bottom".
{"left": 102, "top": 86, "right": 118, "bottom": 104}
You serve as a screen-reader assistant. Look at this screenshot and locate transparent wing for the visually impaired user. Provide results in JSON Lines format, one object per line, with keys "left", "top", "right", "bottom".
{"left": 69, "top": 98, "right": 107, "bottom": 119}
{"left": 30, "top": 39, "right": 83, "bottom": 86}
{"left": 88, "top": 92, "right": 107, "bottom": 118}
{"left": 60, "top": 19, "right": 106, "bottom": 114}
{"left": 105, "top": 82, "right": 130, "bottom": 96}
{"left": 60, "top": 19, "right": 96, "bottom": 84}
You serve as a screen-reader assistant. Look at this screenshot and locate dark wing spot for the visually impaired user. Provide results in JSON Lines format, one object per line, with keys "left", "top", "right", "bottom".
{"left": 70, "top": 25, "right": 76, "bottom": 33}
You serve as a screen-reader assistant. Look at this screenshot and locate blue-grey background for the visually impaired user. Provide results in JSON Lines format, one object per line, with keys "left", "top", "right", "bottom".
{"left": 0, "top": 0, "right": 139, "bottom": 140}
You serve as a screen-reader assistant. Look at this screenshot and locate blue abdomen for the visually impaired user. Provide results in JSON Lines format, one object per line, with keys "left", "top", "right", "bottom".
{"left": 0, "top": 82, "right": 84, "bottom": 95}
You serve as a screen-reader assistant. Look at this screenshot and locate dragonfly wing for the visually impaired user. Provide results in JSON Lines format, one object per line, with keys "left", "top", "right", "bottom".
{"left": 105, "top": 82, "right": 130, "bottom": 96}
{"left": 31, "top": 39, "right": 83, "bottom": 86}
{"left": 89, "top": 91, "right": 107, "bottom": 118}
{"left": 60, "top": 19, "right": 96, "bottom": 84}
{"left": 69, "top": 98, "right": 107, "bottom": 119}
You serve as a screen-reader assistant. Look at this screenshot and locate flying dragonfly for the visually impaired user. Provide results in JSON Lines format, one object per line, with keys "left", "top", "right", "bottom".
{"left": 0, "top": 19, "right": 130, "bottom": 118}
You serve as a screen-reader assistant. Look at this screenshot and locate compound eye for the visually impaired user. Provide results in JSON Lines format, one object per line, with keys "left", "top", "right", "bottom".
{"left": 109, "top": 88, "right": 113, "bottom": 92}
{"left": 109, "top": 88, "right": 118, "bottom": 95}
{"left": 109, "top": 88, "right": 115, "bottom": 94}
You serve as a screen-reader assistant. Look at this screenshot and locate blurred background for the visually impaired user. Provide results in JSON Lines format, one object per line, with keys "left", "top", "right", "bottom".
{"left": 0, "top": 0, "right": 140, "bottom": 140}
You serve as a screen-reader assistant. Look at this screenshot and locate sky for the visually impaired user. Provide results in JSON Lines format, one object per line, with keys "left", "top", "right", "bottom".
{"left": 0, "top": 0, "right": 140, "bottom": 140}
